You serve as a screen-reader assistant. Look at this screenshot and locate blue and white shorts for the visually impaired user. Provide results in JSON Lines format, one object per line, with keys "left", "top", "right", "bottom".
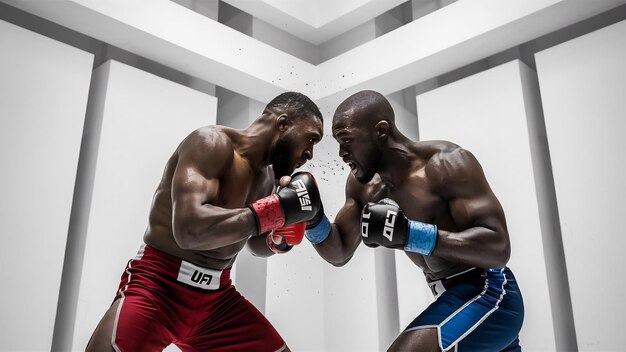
{"left": 404, "top": 267, "right": 524, "bottom": 351}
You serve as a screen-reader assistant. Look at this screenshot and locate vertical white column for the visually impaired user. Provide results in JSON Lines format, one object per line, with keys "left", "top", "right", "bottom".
{"left": 0, "top": 19, "right": 93, "bottom": 352}
{"left": 519, "top": 59, "right": 577, "bottom": 352}
{"left": 535, "top": 19, "right": 626, "bottom": 352}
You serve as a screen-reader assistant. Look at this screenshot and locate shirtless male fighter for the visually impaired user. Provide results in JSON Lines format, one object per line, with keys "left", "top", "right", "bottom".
{"left": 304, "top": 90, "right": 524, "bottom": 351}
{"left": 86, "top": 92, "right": 324, "bottom": 352}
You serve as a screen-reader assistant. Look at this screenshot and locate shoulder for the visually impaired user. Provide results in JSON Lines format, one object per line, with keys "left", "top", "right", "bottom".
{"left": 423, "top": 142, "right": 486, "bottom": 196}
{"left": 177, "top": 126, "right": 235, "bottom": 175}
{"left": 428, "top": 142, "right": 478, "bottom": 170}
{"left": 181, "top": 126, "right": 232, "bottom": 152}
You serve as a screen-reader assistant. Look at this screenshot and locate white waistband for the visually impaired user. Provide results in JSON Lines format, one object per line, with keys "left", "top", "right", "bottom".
{"left": 177, "top": 260, "right": 223, "bottom": 290}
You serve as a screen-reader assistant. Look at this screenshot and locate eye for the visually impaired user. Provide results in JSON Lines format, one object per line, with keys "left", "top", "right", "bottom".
{"left": 342, "top": 138, "right": 352, "bottom": 145}
{"left": 308, "top": 135, "right": 321, "bottom": 144}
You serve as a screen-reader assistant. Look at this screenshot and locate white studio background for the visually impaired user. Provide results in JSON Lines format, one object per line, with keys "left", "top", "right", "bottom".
{"left": 1, "top": 2, "right": 626, "bottom": 351}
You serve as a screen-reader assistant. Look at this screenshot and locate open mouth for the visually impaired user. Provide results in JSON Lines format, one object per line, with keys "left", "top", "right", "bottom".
{"left": 347, "top": 161, "right": 356, "bottom": 172}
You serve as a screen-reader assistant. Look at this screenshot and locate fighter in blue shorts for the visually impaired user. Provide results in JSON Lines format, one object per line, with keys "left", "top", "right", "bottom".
{"left": 301, "top": 90, "right": 524, "bottom": 351}
{"left": 406, "top": 266, "right": 523, "bottom": 351}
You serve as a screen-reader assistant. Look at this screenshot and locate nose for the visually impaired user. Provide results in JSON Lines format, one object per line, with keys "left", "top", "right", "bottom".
{"left": 338, "top": 145, "right": 349, "bottom": 158}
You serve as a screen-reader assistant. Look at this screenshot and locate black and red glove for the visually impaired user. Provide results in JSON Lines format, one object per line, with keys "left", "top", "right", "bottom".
{"left": 249, "top": 172, "right": 322, "bottom": 234}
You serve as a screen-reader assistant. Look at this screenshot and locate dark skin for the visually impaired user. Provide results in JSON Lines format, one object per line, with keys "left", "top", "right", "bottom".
{"left": 312, "top": 90, "right": 510, "bottom": 351}
{"left": 85, "top": 109, "right": 322, "bottom": 352}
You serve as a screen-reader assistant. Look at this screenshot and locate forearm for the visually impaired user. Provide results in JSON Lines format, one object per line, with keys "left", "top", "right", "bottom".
{"left": 307, "top": 200, "right": 363, "bottom": 266}
{"left": 173, "top": 205, "right": 258, "bottom": 250}
{"left": 311, "top": 224, "right": 359, "bottom": 266}
{"left": 433, "top": 227, "right": 510, "bottom": 269}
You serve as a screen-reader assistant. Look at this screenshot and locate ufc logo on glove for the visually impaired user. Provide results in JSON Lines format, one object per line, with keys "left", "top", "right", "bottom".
{"left": 360, "top": 209, "right": 397, "bottom": 241}
{"left": 361, "top": 210, "right": 370, "bottom": 237}
{"left": 292, "top": 179, "right": 312, "bottom": 211}
{"left": 383, "top": 210, "right": 397, "bottom": 241}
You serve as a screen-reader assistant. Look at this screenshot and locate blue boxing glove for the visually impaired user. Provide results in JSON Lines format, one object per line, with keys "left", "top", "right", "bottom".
{"left": 360, "top": 198, "right": 437, "bottom": 255}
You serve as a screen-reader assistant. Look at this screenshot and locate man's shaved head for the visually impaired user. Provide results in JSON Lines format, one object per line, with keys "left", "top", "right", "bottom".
{"left": 332, "top": 90, "right": 396, "bottom": 183}
{"left": 333, "top": 90, "right": 394, "bottom": 131}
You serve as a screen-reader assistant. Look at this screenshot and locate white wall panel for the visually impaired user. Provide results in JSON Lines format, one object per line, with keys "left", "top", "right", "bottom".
{"left": 416, "top": 60, "right": 556, "bottom": 351}
{"left": 535, "top": 20, "right": 626, "bottom": 352}
{"left": 0, "top": 19, "right": 93, "bottom": 352}
{"left": 71, "top": 60, "right": 216, "bottom": 350}
{"left": 265, "top": 241, "right": 326, "bottom": 351}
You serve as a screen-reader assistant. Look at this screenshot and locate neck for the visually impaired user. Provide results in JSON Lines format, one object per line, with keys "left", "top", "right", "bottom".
{"left": 230, "top": 115, "right": 275, "bottom": 171}
{"left": 377, "top": 133, "right": 415, "bottom": 189}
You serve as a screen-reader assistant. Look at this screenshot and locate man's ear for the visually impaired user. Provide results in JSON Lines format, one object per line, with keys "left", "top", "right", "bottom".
{"left": 375, "top": 120, "right": 389, "bottom": 140}
{"left": 277, "top": 114, "right": 289, "bottom": 131}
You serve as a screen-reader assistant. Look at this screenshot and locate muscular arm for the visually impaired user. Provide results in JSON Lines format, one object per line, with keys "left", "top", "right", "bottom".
{"left": 171, "top": 131, "right": 258, "bottom": 250}
{"left": 429, "top": 148, "right": 511, "bottom": 268}
{"left": 310, "top": 176, "right": 364, "bottom": 266}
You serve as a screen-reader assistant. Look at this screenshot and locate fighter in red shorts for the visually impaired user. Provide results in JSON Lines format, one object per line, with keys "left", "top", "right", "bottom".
{"left": 86, "top": 92, "right": 324, "bottom": 352}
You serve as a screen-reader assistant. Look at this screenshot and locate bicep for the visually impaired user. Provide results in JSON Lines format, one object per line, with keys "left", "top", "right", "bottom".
{"left": 171, "top": 161, "right": 219, "bottom": 212}
{"left": 448, "top": 191, "right": 506, "bottom": 233}
{"left": 170, "top": 136, "right": 228, "bottom": 223}
{"left": 442, "top": 150, "right": 507, "bottom": 232}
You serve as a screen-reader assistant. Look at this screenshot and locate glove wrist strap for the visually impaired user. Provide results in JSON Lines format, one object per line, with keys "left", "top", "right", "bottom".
{"left": 405, "top": 220, "right": 437, "bottom": 255}
{"left": 305, "top": 214, "right": 331, "bottom": 245}
{"left": 250, "top": 195, "right": 285, "bottom": 234}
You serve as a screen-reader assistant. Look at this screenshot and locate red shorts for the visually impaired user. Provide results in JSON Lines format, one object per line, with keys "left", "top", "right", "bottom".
{"left": 111, "top": 244, "right": 285, "bottom": 352}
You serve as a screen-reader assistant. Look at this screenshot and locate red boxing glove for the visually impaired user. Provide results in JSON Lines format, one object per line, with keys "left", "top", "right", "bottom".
{"left": 267, "top": 222, "right": 306, "bottom": 254}
{"left": 276, "top": 221, "right": 306, "bottom": 245}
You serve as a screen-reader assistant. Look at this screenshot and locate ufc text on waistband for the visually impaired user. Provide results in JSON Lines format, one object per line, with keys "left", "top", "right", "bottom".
{"left": 177, "top": 260, "right": 223, "bottom": 290}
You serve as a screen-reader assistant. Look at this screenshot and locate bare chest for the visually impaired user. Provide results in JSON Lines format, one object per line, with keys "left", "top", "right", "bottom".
{"left": 389, "top": 186, "right": 445, "bottom": 224}
{"left": 372, "top": 172, "right": 446, "bottom": 223}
